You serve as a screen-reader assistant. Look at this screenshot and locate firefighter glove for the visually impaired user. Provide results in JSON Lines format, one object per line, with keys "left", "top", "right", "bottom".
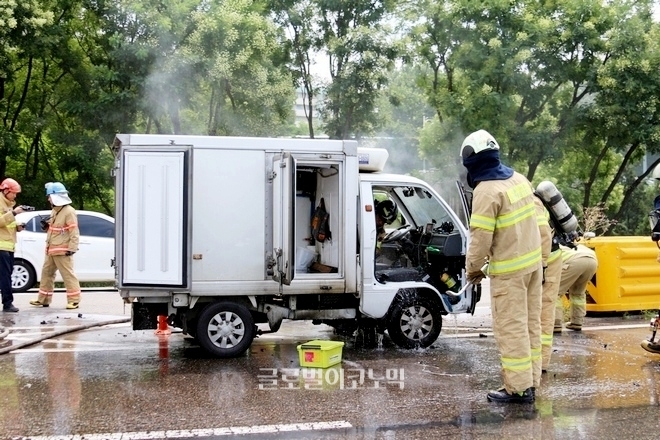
{"left": 65, "top": 251, "right": 75, "bottom": 256}
{"left": 467, "top": 271, "right": 485, "bottom": 285}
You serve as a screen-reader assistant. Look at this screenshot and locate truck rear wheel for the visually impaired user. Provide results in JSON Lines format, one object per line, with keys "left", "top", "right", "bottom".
{"left": 196, "top": 302, "right": 255, "bottom": 358}
{"left": 387, "top": 295, "right": 442, "bottom": 349}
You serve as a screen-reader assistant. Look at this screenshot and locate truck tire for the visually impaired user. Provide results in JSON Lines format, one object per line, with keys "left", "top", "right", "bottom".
{"left": 196, "top": 302, "right": 255, "bottom": 358}
{"left": 387, "top": 295, "right": 442, "bottom": 349}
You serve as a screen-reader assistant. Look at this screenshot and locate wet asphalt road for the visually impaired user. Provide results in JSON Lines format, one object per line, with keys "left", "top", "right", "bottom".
{"left": 0, "top": 288, "right": 659, "bottom": 439}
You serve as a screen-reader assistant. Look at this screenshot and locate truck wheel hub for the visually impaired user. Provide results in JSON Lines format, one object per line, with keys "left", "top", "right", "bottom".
{"left": 404, "top": 306, "right": 431, "bottom": 336}
{"left": 219, "top": 322, "right": 234, "bottom": 337}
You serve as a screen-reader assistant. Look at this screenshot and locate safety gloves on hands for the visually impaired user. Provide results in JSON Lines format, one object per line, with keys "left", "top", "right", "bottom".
{"left": 467, "top": 260, "right": 489, "bottom": 285}
{"left": 467, "top": 271, "right": 485, "bottom": 285}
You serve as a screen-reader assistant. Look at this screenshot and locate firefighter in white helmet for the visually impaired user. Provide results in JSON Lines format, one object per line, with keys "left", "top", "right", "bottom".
{"left": 461, "top": 129, "right": 549, "bottom": 403}
{"left": 0, "top": 178, "right": 25, "bottom": 312}
{"left": 29, "top": 182, "right": 81, "bottom": 309}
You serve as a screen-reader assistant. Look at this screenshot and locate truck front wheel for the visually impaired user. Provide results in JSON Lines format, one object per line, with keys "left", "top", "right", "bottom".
{"left": 196, "top": 302, "right": 255, "bottom": 358}
{"left": 387, "top": 295, "right": 442, "bottom": 349}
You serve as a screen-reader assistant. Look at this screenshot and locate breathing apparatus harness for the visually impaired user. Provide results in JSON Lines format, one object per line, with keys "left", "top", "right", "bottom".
{"left": 534, "top": 181, "right": 580, "bottom": 250}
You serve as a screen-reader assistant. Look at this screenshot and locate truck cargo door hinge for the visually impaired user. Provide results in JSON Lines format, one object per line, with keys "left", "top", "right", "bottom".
{"left": 268, "top": 171, "right": 276, "bottom": 181}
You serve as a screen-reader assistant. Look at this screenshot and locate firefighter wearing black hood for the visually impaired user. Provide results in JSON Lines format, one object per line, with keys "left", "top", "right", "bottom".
{"left": 461, "top": 129, "right": 550, "bottom": 404}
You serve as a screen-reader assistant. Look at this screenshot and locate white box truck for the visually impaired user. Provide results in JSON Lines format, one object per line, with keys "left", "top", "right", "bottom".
{"left": 112, "top": 134, "right": 481, "bottom": 357}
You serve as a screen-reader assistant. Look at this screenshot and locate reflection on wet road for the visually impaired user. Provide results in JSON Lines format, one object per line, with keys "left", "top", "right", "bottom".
{"left": 0, "top": 295, "right": 659, "bottom": 439}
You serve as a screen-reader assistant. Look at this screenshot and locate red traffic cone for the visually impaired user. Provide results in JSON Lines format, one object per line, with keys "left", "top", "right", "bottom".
{"left": 155, "top": 315, "right": 172, "bottom": 335}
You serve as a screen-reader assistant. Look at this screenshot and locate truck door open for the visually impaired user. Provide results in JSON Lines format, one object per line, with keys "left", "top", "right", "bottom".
{"left": 271, "top": 152, "right": 345, "bottom": 286}
{"left": 272, "top": 153, "right": 294, "bottom": 285}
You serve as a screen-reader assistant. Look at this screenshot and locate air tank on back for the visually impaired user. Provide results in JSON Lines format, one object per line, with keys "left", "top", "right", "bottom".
{"left": 535, "top": 181, "right": 579, "bottom": 235}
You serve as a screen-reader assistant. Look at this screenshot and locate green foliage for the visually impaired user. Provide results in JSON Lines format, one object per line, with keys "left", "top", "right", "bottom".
{"left": 316, "top": 0, "right": 400, "bottom": 139}
{"left": 407, "top": 0, "right": 660, "bottom": 234}
{"left": 187, "top": 0, "right": 294, "bottom": 136}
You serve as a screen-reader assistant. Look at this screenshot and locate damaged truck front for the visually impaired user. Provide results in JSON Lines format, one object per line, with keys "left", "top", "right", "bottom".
{"left": 112, "top": 134, "right": 480, "bottom": 358}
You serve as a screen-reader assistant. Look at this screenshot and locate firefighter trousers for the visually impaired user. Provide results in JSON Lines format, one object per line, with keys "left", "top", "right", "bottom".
{"left": 36, "top": 254, "right": 81, "bottom": 306}
{"left": 0, "top": 250, "right": 15, "bottom": 308}
{"left": 555, "top": 254, "right": 598, "bottom": 327}
{"left": 490, "top": 265, "right": 543, "bottom": 393}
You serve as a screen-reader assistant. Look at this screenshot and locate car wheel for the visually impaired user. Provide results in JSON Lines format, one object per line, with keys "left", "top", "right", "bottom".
{"left": 196, "top": 302, "right": 255, "bottom": 358}
{"left": 12, "top": 260, "right": 36, "bottom": 293}
{"left": 387, "top": 294, "right": 442, "bottom": 349}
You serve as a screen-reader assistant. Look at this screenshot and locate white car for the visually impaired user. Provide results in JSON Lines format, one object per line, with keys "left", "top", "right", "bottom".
{"left": 12, "top": 210, "right": 115, "bottom": 292}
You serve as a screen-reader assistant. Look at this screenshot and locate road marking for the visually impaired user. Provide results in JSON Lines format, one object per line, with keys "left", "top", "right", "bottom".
{"left": 22, "top": 421, "right": 353, "bottom": 439}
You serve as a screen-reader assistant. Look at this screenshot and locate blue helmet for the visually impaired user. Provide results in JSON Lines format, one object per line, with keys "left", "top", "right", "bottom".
{"left": 45, "top": 182, "right": 68, "bottom": 195}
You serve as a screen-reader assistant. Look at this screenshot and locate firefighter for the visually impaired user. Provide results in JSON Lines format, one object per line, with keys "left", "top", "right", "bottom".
{"left": 375, "top": 199, "right": 398, "bottom": 243}
{"left": 535, "top": 180, "right": 580, "bottom": 369}
{"left": 554, "top": 244, "right": 598, "bottom": 332}
{"left": 461, "top": 129, "right": 547, "bottom": 404}
{"left": 0, "top": 178, "right": 25, "bottom": 313}
{"left": 537, "top": 204, "right": 562, "bottom": 372}
{"left": 29, "top": 182, "right": 81, "bottom": 309}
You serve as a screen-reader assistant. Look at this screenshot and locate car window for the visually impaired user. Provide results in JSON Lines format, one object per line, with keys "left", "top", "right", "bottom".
{"left": 23, "top": 215, "right": 48, "bottom": 233}
{"left": 78, "top": 215, "right": 114, "bottom": 238}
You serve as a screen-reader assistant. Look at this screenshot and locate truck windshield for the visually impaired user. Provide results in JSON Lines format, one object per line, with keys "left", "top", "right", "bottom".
{"left": 392, "top": 186, "right": 453, "bottom": 228}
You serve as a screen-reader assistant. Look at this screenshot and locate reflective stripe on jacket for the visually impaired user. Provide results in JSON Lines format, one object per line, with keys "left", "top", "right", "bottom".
{"left": 45, "top": 205, "right": 79, "bottom": 256}
{"left": 467, "top": 172, "right": 543, "bottom": 276}
{"left": 0, "top": 194, "right": 17, "bottom": 252}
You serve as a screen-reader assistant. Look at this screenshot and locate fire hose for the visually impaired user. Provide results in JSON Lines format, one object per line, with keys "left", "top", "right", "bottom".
{"left": 0, "top": 317, "right": 130, "bottom": 355}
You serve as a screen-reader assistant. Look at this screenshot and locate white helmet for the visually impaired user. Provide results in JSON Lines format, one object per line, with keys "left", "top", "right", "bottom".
{"left": 652, "top": 164, "right": 660, "bottom": 180}
{"left": 460, "top": 129, "right": 500, "bottom": 159}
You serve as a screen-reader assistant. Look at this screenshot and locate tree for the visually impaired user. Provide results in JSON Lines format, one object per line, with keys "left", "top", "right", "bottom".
{"left": 187, "top": 0, "right": 294, "bottom": 136}
{"left": 269, "top": 0, "right": 321, "bottom": 138}
{"left": 409, "top": 0, "right": 660, "bottom": 234}
{"left": 317, "top": 0, "right": 400, "bottom": 139}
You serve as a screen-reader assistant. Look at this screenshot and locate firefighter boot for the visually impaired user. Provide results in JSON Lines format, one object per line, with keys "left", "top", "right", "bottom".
{"left": 641, "top": 340, "right": 660, "bottom": 354}
{"left": 487, "top": 387, "right": 534, "bottom": 404}
{"left": 29, "top": 300, "right": 49, "bottom": 307}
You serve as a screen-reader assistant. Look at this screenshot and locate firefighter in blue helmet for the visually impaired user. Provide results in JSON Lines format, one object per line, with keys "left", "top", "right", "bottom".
{"left": 29, "top": 182, "right": 81, "bottom": 309}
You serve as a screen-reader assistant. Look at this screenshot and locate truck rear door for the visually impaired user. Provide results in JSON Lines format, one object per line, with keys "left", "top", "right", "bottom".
{"left": 272, "top": 153, "right": 294, "bottom": 285}
{"left": 118, "top": 148, "right": 190, "bottom": 289}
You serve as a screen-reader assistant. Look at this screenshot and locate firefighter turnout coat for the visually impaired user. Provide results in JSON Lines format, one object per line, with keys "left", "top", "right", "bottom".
{"left": 0, "top": 194, "right": 18, "bottom": 252}
{"left": 467, "top": 171, "right": 545, "bottom": 394}
{"left": 45, "top": 205, "right": 79, "bottom": 256}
